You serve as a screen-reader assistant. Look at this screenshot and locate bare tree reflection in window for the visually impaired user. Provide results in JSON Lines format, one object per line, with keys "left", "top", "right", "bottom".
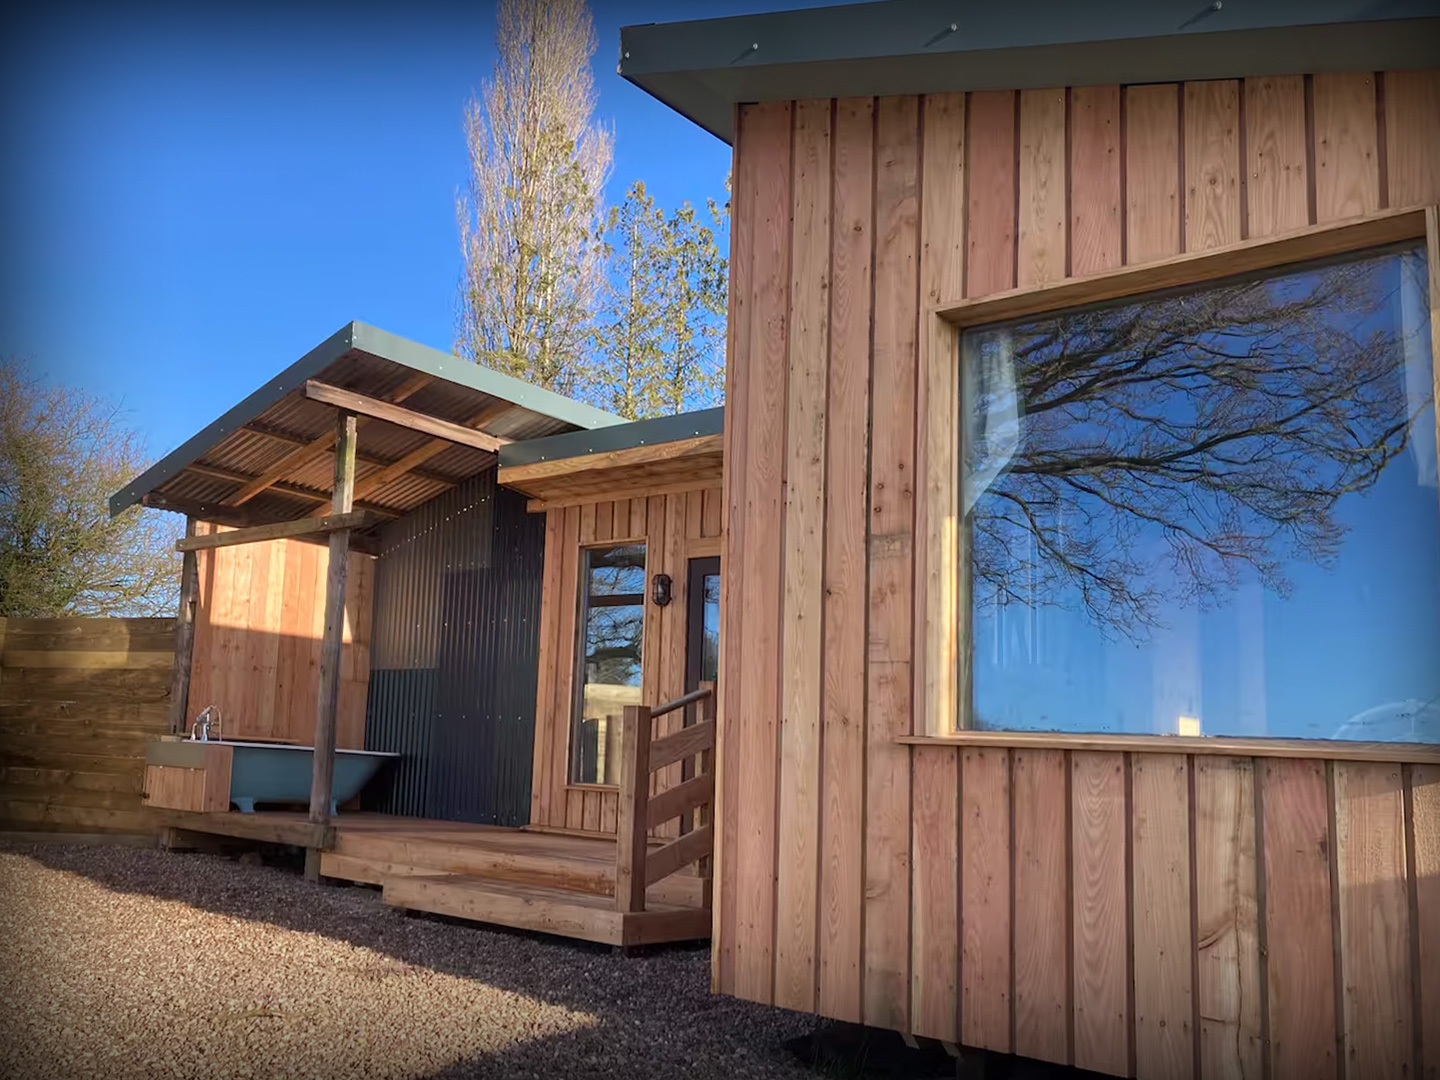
{"left": 964, "top": 246, "right": 1440, "bottom": 742}
{"left": 575, "top": 543, "right": 645, "bottom": 784}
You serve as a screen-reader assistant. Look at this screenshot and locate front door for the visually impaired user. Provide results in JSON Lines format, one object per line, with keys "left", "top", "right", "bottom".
{"left": 685, "top": 556, "right": 720, "bottom": 696}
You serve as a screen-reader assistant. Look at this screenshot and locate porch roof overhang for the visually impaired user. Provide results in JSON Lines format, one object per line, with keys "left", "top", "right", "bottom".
{"left": 497, "top": 407, "right": 724, "bottom": 508}
{"left": 110, "top": 322, "right": 623, "bottom": 535}
{"left": 618, "top": 0, "right": 1440, "bottom": 143}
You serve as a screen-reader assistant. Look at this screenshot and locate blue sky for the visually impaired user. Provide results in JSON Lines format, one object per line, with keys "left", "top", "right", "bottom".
{"left": 0, "top": 0, "right": 820, "bottom": 459}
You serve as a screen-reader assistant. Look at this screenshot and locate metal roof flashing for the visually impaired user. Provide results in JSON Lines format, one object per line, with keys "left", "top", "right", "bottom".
{"left": 109, "top": 322, "right": 624, "bottom": 519}
{"left": 619, "top": 0, "right": 1440, "bottom": 143}
{"left": 498, "top": 406, "right": 724, "bottom": 469}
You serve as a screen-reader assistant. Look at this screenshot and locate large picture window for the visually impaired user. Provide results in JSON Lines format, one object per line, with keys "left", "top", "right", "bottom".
{"left": 573, "top": 543, "right": 646, "bottom": 784}
{"left": 961, "top": 244, "right": 1439, "bottom": 743}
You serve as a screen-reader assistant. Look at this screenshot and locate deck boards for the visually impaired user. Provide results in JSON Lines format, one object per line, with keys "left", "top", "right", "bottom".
{"left": 156, "top": 810, "right": 712, "bottom": 945}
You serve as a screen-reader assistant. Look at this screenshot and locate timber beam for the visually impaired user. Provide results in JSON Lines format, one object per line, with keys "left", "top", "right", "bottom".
{"left": 342, "top": 399, "right": 517, "bottom": 505}
{"left": 181, "top": 462, "right": 399, "bottom": 518}
{"left": 240, "top": 423, "right": 458, "bottom": 487}
{"left": 175, "top": 510, "right": 380, "bottom": 552}
{"left": 141, "top": 493, "right": 381, "bottom": 555}
{"left": 221, "top": 371, "right": 434, "bottom": 507}
{"left": 303, "top": 380, "right": 507, "bottom": 453}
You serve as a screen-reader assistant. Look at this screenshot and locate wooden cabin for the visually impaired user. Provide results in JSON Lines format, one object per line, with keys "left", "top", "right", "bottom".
{"left": 612, "top": 3, "right": 1438, "bottom": 1079}
{"left": 111, "top": 2, "right": 1440, "bottom": 1075}
{"left": 115, "top": 321, "right": 724, "bottom": 947}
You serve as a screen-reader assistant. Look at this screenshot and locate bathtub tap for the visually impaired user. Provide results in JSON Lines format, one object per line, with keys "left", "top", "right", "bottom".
{"left": 190, "top": 705, "right": 222, "bottom": 743}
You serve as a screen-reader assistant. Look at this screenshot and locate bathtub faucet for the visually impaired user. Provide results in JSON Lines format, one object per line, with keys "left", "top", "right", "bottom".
{"left": 190, "top": 705, "right": 222, "bottom": 743}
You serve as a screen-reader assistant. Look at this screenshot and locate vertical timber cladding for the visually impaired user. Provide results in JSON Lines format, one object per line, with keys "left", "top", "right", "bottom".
{"left": 528, "top": 486, "right": 724, "bottom": 837}
{"left": 363, "top": 470, "right": 544, "bottom": 826}
{"left": 715, "top": 72, "right": 1440, "bottom": 1079}
{"left": 188, "top": 525, "right": 372, "bottom": 748}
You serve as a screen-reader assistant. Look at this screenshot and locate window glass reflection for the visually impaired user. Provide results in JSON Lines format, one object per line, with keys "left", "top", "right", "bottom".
{"left": 963, "top": 246, "right": 1439, "bottom": 742}
{"left": 574, "top": 544, "right": 645, "bottom": 783}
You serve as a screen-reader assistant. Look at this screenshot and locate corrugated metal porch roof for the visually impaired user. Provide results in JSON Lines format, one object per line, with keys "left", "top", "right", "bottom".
{"left": 110, "top": 322, "right": 622, "bottom": 531}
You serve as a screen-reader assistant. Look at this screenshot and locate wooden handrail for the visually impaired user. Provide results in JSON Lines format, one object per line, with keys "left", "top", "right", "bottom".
{"left": 614, "top": 682, "right": 717, "bottom": 914}
{"left": 648, "top": 685, "right": 712, "bottom": 720}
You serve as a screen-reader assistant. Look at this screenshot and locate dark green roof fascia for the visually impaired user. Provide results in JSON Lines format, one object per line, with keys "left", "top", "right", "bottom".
{"left": 109, "top": 321, "right": 623, "bottom": 518}
{"left": 499, "top": 406, "right": 724, "bottom": 469}
{"left": 619, "top": 0, "right": 1440, "bottom": 143}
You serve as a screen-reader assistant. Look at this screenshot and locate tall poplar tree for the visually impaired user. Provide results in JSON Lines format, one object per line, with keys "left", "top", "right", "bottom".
{"left": 456, "top": 0, "right": 611, "bottom": 395}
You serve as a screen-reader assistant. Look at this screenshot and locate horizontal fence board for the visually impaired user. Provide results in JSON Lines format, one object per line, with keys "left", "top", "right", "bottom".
{"left": 0, "top": 767, "right": 141, "bottom": 794}
{"left": 0, "top": 617, "right": 175, "bottom": 837}
{"left": 2, "top": 650, "right": 174, "bottom": 671}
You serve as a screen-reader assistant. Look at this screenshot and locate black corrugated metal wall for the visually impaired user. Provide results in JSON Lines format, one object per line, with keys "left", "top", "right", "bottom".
{"left": 362, "top": 468, "right": 544, "bottom": 825}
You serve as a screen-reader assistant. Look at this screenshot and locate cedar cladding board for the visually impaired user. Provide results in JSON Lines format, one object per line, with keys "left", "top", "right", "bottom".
{"left": 529, "top": 486, "right": 723, "bottom": 838}
{"left": 717, "top": 74, "right": 1440, "bottom": 1079}
{"left": 188, "top": 525, "right": 373, "bottom": 749}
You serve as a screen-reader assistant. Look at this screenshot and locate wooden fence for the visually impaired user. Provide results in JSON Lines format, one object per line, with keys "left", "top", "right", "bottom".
{"left": 0, "top": 617, "right": 175, "bottom": 836}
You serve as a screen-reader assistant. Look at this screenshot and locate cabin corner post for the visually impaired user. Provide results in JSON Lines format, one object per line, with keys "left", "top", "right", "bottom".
{"left": 306, "top": 410, "right": 357, "bottom": 880}
{"left": 615, "top": 704, "right": 653, "bottom": 912}
{"left": 167, "top": 515, "right": 200, "bottom": 734}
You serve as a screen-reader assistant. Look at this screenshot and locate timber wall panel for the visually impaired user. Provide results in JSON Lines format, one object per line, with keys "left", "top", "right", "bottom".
{"left": 717, "top": 68, "right": 1440, "bottom": 1079}
{"left": 188, "top": 525, "right": 371, "bottom": 749}
{"left": 0, "top": 617, "right": 174, "bottom": 835}
{"left": 816, "top": 95, "right": 874, "bottom": 1024}
{"left": 526, "top": 485, "right": 724, "bottom": 840}
{"left": 774, "top": 96, "right": 829, "bottom": 1015}
{"left": 911, "top": 88, "right": 964, "bottom": 1044}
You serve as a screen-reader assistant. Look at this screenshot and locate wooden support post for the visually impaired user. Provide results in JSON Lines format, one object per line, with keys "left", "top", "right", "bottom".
{"left": 697, "top": 682, "right": 715, "bottom": 909}
{"left": 167, "top": 516, "right": 200, "bottom": 734}
{"left": 305, "top": 411, "right": 357, "bottom": 881}
{"left": 614, "top": 703, "right": 653, "bottom": 913}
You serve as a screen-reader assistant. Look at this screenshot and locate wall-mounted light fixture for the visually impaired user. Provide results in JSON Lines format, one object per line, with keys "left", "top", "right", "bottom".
{"left": 652, "top": 573, "right": 672, "bottom": 607}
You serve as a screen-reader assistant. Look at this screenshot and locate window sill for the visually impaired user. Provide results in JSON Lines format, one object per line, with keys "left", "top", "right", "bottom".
{"left": 898, "top": 730, "right": 1440, "bottom": 764}
{"left": 566, "top": 782, "right": 620, "bottom": 793}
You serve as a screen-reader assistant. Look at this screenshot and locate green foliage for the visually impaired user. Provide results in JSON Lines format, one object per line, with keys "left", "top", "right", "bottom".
{"left": 593, "top": 180, "right": 728, "bottom": 419}
{"left": 0, "top": 357, "right": 180, "bottom": 617}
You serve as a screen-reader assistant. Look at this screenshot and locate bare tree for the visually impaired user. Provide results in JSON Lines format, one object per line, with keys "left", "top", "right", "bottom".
{"left": 0, "top": 357, "right": 181, "bottom": 617}
{"left": 456, "top": 0, "right": 612, "bottom": 396}
{"left": 968, "top": 250, "right": 1431, "bottom": 639}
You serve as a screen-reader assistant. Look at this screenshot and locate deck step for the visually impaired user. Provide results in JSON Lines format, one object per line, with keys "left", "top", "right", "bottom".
{"left": 324, "top": 833, "right": 705, "bottom": 908}
{"left": 380, "top": 874, "right": 711, "bottom": 946}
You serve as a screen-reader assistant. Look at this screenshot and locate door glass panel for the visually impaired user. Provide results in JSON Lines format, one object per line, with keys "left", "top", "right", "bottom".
{"left": 699, "top": 573, "right": 720, "bottom": 684}
{"left": 573, "top": 543, "right": 645, "bottom": 785}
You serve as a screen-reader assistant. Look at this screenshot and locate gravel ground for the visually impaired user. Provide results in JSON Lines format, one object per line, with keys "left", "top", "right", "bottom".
{"left": 0, "top": 842, "right": 816, "bottom": 1080}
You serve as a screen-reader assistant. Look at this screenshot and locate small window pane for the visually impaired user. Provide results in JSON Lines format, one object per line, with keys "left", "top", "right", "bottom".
{"left": 574, "top": 544, "right": 646, "bottom": 784}
{"left": 700, "top": 572, "right": 720, "bottom": 684}
{"left": 962, "top": 246, "right": 1440, "bottom": 743}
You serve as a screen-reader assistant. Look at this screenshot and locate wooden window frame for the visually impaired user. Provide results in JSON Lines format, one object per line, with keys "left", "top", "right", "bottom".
{"left": 570, "top": 539, "right": 648, "bottom": 786}
{"left": 914, "top": 205, "right": 1440, "bottom": 764}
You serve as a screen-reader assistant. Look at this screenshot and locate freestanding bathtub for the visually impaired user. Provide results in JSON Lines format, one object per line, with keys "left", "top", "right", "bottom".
{"left": 145, "top": 739, "right": 399, "bottom": 814}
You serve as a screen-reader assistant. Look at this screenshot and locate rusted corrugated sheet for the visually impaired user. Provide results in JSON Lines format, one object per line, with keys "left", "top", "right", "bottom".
{"left": 362, "top": 468, "right": 544, "bottom": 826}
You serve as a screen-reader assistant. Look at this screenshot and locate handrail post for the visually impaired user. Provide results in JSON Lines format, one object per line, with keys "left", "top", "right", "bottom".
{"left": 615, "top": 703, "right": 652, "bottom": 913}
{"left": 697, "top": 683, "right": 715, "bottom": 909}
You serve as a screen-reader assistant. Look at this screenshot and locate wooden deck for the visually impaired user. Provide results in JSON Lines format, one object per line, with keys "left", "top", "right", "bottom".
{"left": 154, "top": 810, "right": 712, "bottom": 947}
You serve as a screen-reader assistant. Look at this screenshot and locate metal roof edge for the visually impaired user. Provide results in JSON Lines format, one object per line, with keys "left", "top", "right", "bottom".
{"left": 110, "top": 321, "right": 626, "bottom": 518}
{"left": 619, "top": 1, "right": 1440, "bottom": 143}
{"left": 347, "top": 322, "right": 624, "bottom": 433}
{"left": 499, "top": 406, "right": 724, "bottom": 468}
{"left": 108, "top": 322, "right": 358, "bottom": 518}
